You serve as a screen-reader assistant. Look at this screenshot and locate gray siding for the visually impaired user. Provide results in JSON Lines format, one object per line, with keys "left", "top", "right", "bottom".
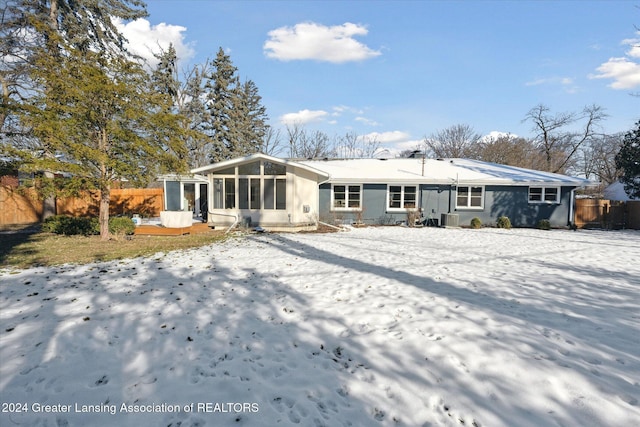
{"left": 320, "top": 183, "right": 575, "bottom": 228}
{"left": 449, "top": 185, "right": 573, "bottom": 227}
{"left": 421, "top": 185, "right": 453, "bottom": 225}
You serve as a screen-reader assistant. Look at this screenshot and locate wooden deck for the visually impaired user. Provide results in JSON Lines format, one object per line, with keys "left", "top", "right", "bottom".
{"left": 134, "top": 222, "right": 214, "bottom": 236}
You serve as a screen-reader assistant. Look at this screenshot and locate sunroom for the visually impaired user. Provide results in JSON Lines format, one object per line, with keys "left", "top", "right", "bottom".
{"left": 191, "top": 153, "right": 329, "bottom": 231}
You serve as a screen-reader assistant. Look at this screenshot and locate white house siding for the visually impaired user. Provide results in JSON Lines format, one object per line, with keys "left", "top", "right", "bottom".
{"left": 290, "top": 168, "right": 321, "bottom": 229}
{"left": 205, "top": 163, "right": 321, "bottom": 231}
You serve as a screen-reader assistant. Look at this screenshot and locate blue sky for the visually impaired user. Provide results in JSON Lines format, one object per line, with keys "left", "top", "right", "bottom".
{"left": 118, "top": 0, "right": 640, "bottom": 153}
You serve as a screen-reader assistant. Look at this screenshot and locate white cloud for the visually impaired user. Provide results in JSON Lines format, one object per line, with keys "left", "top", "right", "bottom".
{"left": 590, "top": 57, "right": 640, "bottom": 89}
{"left": 113, "top": 18, "right": 195, "bottom": 67}
{"left": 362, "top": 131, "right": 411, "bottom": 144}
{"left": 622, "top": 35, "right": 640, "bottom": 58}
{"left": 525, "top": 76, "right": 578, "bottom": 93}
{"left": 263, "top": 22, "right": 381, "bottom": 63}
{"left": 332, "top": 105, "right": 364, "bottom": 116}
{"left": 279, "top": 109, "right": 329, "bottom": 126}
{"left": 591, "top": 32, "right": 640, "bottom": 89}
{"left": 355, "top": 117, "right": 380, "bottom": 127}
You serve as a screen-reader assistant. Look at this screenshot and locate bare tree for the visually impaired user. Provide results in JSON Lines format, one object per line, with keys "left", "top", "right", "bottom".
{"left": 334, "top": 131, "right": 382, "bottom": 158}
{"left": 424, "top": 124, "right": 481, "bottom": 158}
{"left": 523, "top": 104, "right": 607, "bottom": 174}
{"left": 577, "top": 132, "right": 624, "bottom": 185}
{"left": 286, "top": 124, "right": 335, "bottom": 158}
{"left": 476, "top": 134, "right": 546, "bottom": 169}
{"left": 261, "top": 126, "right": 284, "bottom": 156}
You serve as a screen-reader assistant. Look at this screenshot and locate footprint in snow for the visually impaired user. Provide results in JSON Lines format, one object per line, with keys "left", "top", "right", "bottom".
{"left": 94, "top": 375, "right": 109, "bottom": 386}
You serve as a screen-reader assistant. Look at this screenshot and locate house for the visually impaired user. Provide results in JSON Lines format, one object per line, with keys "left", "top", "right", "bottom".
{"left": 603, "top": 181, "right": 635, "bottom": 201}
{"left": 188, "top": 153, "right": 329, "bottom": 231}
{"left": 166, "top": 153, "right": 592, "bottom": 230}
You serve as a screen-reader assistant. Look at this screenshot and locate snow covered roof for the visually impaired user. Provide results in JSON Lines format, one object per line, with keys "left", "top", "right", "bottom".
{"left": 603, "top": 181, "right": 634, "bottom": 201}
{"left": 298, "top": 158, "right": 593, "bottom": 186}
{"left": 191, "top": 153, "right": 329, "bottom": 178}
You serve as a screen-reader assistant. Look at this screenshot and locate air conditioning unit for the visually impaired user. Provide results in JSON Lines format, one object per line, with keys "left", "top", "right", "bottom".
{"left": 441, "top": 213, "right": 459, "bottom": 228}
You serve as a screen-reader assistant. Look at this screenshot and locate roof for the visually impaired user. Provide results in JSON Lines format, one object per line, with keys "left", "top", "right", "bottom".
{"left": 603, "top": 181, "right": 634, "bottom": 201}
{"left": 298, "top": 158, "right": 594, "bottom": 186}
{"left": 191, "top": 153, "right": 329, "bottom": 179}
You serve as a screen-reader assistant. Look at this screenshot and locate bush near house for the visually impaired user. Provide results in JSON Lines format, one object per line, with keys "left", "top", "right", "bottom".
{"left": 497, "top": 216, "right": 512, "bottom": 229}
{"left": 537, "top": 219, "right": 551, "bottom": 230}
{"left": 470, "top": 217, "right": 482, "bottom": 229}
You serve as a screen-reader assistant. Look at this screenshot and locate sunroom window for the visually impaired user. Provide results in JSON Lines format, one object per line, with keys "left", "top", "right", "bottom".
{"left": 211, "top": 160, "right": 287, "bottom": 210}
{"left": 529, "top": 186, "right": 560, "bottom": 204}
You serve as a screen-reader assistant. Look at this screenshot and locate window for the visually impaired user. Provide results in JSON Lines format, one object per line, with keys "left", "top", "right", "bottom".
{"left": 224, "top": 178, "right": 235, "bottom": 209}
{"left": 529, "top": 187, "right": 560, "bottom": 204}
{"left": 213, "top": 178, "right": 223, "bottom": 209}
{"left": 387, "top": 185, "right": 417, "bottom": 210}
{"left": 275, "top": 179, "right": 286, "bottom": 210}
{"left": 238, "top": 162, "right": 260, "bottom": 175}
{"left": 211, "top": 160, "right": 287, "bottom": 210}
{"left": 332, "top": 185, "right": 362, "bottom": 210}
{"left": 456, "top": 186, "right": 483, "bottom": 209}
{"left": 263, "top": 161, "right": 286, "bottom": 175}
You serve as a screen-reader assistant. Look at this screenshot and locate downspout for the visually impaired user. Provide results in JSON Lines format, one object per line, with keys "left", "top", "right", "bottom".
{"left": 448, "top": 174, "right": 458, "bottom": 214}
{"left": 569, "top": 188, "right": 576, "bottom": 228}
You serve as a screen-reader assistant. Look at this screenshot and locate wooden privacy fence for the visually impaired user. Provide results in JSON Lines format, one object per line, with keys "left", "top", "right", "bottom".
{"left": 0, "top": 186, "right": 43, "bottom": 225}
{"left": 0, "top": 186, "right": 164, "bottom": 226}
{"left": 56, "top": 188, "right": 164, "bottom": 218}
{"left": 574, "top": 199, "right": 640, "bottom": 230}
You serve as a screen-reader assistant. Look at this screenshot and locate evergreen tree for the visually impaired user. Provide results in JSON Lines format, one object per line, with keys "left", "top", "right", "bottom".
{"left": 615, "top": 120, "right": 640, "bottom": 199}
{"left": 4, "top": 0, "right": 189, "bottom": 239}
{"left": 238, "top": 79, "right": 269, "bottom": 155}
{"left": 205, "top": 47, "right": 238, "bottom": 162}
{"left": 151, "top": 44, "right": 179, "bottom": 100}
{"left": 17, "top": 41, "right": 187, "bottom": 239}
{"left": 182, "top": 61, "right": 214, "bottom": 168}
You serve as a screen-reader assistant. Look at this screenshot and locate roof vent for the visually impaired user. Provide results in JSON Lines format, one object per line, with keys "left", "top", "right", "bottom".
{"left": 436, "top": 158, "right": 444, "bottom": 161}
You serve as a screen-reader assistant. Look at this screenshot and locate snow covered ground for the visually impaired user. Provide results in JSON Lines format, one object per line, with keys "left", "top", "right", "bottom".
{"left": 1, "top": 227, "right": 639, "bottom": 427}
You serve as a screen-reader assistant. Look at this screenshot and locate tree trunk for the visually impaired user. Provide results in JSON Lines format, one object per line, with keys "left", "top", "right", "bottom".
{"left": 99, "top": 183, "right": 111, "bottom": 240}
{"left": 42, "top": 173, "right": 56, "bottom": 220}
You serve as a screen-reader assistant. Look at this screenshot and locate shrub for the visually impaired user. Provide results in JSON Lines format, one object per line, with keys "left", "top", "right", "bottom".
{"left": 42, "top": 215, "right": 98, "bottom": 236}
{"left": 537, "top": 219, "right": 551, "bottom": 230}
{"left": 108, "top": 217, "right": 136, "bottom": 236}
{"left": 470, "top": 217, "right": 482, "bottom": 229}
{"left": 496, "top": 216, "right": 512, "bottom": 229}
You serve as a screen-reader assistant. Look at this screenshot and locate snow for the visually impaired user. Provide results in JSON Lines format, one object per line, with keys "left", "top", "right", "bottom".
{"left": 299, "top": 157, "right": 591, "bottom": 185}
{"left": 603, "top": 181, "right": 634, "bottom": 201}
{"left": 1, "top": 227, "right": 639, "bottom": 427}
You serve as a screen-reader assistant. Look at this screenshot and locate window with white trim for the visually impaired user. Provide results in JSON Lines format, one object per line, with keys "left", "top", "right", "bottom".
{"left": 387, "top": 185, "right": 417, "bottom": 210}
{"left": 211, "top": 160, "right": 287, "bottom": 210}
{"left": 456, "top": 186, "right": 484, "bottom": 209}
{"left": 528, "top": 186, "right": 560, "bottom": 204}
{"left": 332, "top": 184, "right": 362, "bottom": 210}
